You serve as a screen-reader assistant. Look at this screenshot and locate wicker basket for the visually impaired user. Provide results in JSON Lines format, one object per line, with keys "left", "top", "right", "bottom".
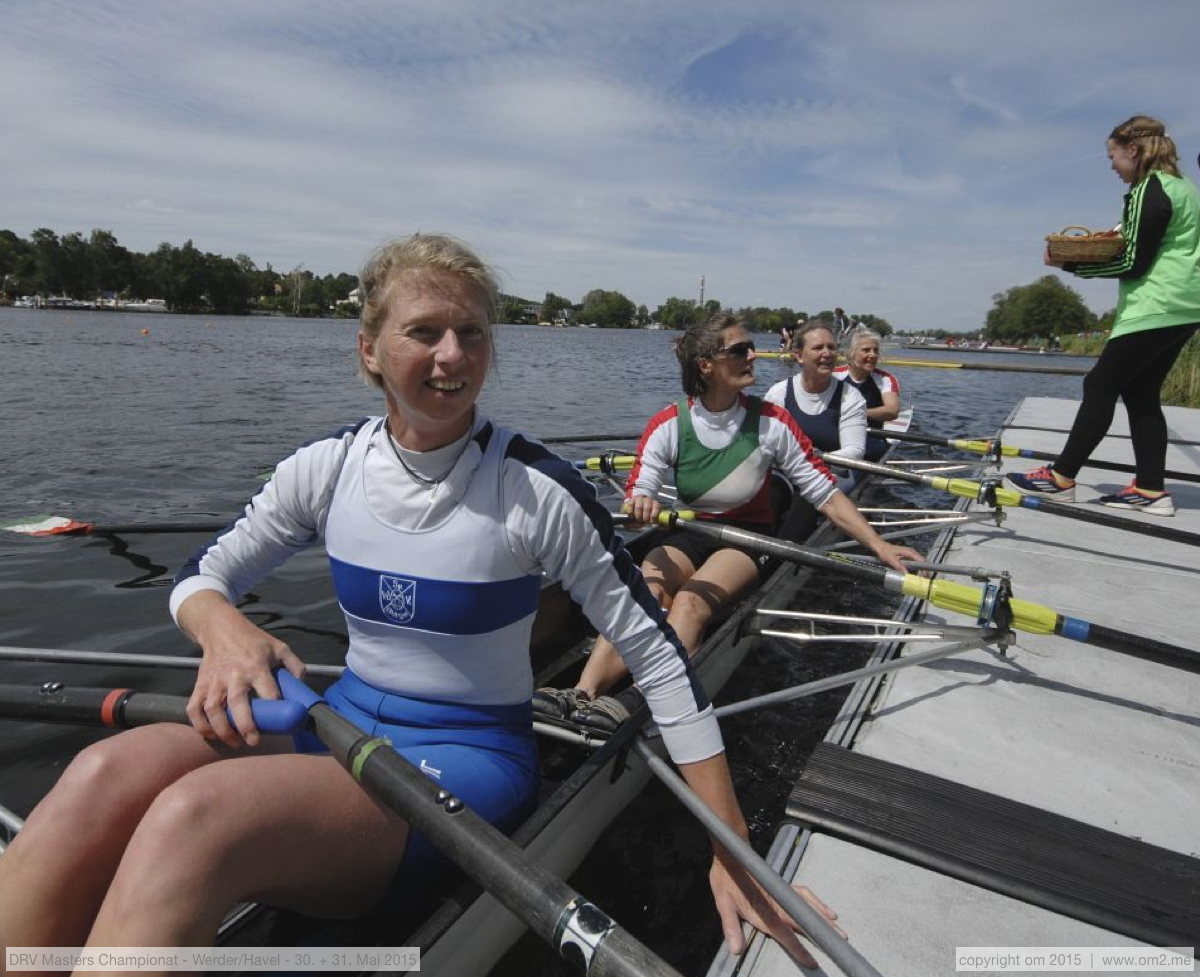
{"left": 1045, "top": 226, "right": 1125, "bottom": 262}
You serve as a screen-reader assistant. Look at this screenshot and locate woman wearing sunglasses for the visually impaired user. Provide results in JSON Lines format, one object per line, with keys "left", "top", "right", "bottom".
{"left": 535, "top": 312, "right": 919, "bottom": 731}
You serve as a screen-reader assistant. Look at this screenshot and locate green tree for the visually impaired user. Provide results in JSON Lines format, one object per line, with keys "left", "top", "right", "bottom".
{"left": 148, "top": 240, "right": 207, "bottom": 311}
{"left": 541, "top": 291, "right": 572, "bottom": 324}
{"left": 30, "top": 228, "right": 64, "bottom": 295}
{"left": 0, "top": 230, "right": 34, "bottom": 296}
{"left": 985, "top": 276, "right": 1096, "bottom": 343}
{"left": 500, "top": 294, "right": 527, "bottom": 324}
{"left": 579, "top": 288, "right": 636, "bottom": 328}
{"left": 653, "top": 296, "right": 697, "bottom": 329}
{"left": 87, "top": 229, "right": 133, "bottom": 295}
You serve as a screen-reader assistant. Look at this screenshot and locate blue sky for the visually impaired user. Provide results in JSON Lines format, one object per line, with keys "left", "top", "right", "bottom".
{"left": 3, "top": 0, "right": 1198, "bottom": 331}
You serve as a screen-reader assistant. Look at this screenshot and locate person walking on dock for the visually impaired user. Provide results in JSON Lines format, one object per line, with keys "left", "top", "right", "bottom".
{"left": 1007, "top": 115, "right": 1200, "bottom": 516}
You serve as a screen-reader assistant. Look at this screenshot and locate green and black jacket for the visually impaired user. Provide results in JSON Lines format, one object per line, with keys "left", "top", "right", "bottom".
{"left": 1067, "top": 171, "right": 1200, "bottom": 339}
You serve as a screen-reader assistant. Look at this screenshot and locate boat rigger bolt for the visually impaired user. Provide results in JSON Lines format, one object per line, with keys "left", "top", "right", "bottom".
{"left": 39, "top": 681, "right": 64, "bottom": 695}
{"left": 435, "top": 789, "right": 464, "bottom": 813}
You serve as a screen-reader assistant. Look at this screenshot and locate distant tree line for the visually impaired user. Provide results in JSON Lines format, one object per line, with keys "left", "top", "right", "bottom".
{"left": 0, "top": 228, "right": 359, "bottom": 316}
{"left": 509, "top": 286, "right": 895, "bottom": 336}
{"left": 1, "top": 226, "right": 902, "bottom": 332}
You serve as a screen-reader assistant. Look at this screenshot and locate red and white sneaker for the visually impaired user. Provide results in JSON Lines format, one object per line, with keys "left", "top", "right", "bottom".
{"left": 1004, "top": 465, "right": 1075, "bottom": 502}
{"left": 1096, "top": 483, "right": 1175, "bottom": 517}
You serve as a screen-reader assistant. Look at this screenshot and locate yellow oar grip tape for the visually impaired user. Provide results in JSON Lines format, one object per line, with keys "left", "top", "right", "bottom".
{"left": 350, "top": 736, "right": 391, "bottom": 782}
{"left": 900, "top": 576, "right": 1059, "bottom": 635}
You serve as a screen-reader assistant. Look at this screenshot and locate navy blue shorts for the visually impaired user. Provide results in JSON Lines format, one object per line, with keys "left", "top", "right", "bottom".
{"left": 297, "top": 669, "right": 539, "bottom": 895}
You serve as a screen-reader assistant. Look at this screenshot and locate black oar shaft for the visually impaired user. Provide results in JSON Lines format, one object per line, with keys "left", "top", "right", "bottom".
{"left": 540, "top": 432, "right": 642, "bottom": 444}
{"left": 308, "top": 701, "right": 680, "bottom": 977}
{"left": 1069, "top": 623, "right": 1200, "bottom": 674}
{"left": 89, "top": 522, "right": 230, "bottom": 535}
{"left": 0, "top": 683, "right": 189, "bottom": 728}
{"left": 1015, "top": 493, "right": 1200, "bottom": 547}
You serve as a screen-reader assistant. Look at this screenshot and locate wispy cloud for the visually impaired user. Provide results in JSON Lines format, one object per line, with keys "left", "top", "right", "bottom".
{"left": 3, "top": 0, "right": 1199, "bottom": 329}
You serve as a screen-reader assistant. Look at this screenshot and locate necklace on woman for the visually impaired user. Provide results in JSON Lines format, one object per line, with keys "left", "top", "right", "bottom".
{"left": 384, "top": 418, "right": 471, "bottom": 497}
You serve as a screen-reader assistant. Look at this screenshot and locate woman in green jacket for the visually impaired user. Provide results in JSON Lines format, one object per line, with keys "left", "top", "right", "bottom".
{"left": 1007, "top": 115, "right": 1200, "bottom": 516}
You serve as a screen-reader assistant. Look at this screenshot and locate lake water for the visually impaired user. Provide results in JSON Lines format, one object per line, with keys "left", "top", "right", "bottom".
{"left": 0, "top": 307, "right": 1093, "bottom": 974}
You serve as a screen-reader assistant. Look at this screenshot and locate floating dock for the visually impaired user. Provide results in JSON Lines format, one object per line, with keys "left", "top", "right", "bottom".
{"left": 711, "top": 396, "right": 1200, "bottom": 977}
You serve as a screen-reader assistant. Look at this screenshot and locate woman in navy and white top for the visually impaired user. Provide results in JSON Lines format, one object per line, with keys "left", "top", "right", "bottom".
{"left": 765, "top": 321, "right": 867, "bottom": 540}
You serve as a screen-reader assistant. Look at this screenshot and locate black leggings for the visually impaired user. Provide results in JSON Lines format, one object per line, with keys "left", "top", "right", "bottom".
{"left": 1055, "top": 322, "right": 1198, "bottom": 491}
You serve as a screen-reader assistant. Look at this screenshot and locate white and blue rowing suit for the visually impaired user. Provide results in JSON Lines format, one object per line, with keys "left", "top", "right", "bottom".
{"left": 171, "top": 414, "right": 722, "bottom": 889}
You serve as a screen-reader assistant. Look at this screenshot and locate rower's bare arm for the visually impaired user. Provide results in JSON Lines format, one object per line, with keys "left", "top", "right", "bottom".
{"left": 176, "top": 589, "right": 305, "bottom": 748}
{"left": 679, "top": 752, "right": 839, "bottom": 968}
{"left": 819, "top": 491, "right": 922, "bottom": 571}
{"left": 867, "top": 390, "right": 901, "bottom": 423}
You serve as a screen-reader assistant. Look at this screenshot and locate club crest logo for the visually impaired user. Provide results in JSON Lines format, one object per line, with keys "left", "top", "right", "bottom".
{"left": 379, "top": 574, "right": 417, "bottom": 624}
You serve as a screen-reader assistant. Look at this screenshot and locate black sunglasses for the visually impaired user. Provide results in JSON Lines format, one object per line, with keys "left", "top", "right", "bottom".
{"left": 712, "top": 340, "right": 756, "bottom": 359}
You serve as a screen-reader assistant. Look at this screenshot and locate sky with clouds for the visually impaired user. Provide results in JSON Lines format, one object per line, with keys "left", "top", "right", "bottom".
{"left": 3, "top": 0, "right": 1199, "bottom": 332}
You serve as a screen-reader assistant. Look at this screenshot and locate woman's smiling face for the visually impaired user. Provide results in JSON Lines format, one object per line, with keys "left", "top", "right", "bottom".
{"left": 358, "top": 268, "right": 491, "bottom": 449}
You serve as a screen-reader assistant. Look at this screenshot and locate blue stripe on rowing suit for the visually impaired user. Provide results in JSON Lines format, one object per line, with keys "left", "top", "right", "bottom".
{"left": 329, "top": 556, "right": 541, "bottom": 635}
{"left": 1059, "top": 617, "right": 1092, "bottom": 642}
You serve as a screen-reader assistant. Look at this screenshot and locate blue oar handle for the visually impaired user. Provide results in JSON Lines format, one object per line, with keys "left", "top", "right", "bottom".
{"left": 242, "top": 696, "right": 310, "bottom": 734}
{"left": 275, "top": 668, "right": 323, "bottom": 710}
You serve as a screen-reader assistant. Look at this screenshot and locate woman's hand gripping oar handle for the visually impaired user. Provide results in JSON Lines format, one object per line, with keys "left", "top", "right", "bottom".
{"left": 272, "top": 671, "right": 683, "bottom": 977}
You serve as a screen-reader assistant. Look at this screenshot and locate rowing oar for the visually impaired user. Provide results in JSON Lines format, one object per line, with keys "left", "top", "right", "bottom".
{"left": 0, "top": 681, "right": 307, "bottom": 733}
{"left": 2, "top": 515, "right": 230, "bottom": 537}
{"left": 818, "top": 451, "right": 1200, "bottom": 549}
{"left": 868, "top": 429, "right": 1200, "bottom": 485}
{"left": 882, "top": 356, "right": 1089, "bottom": 377}
{"left": 0, "top": 675, "right": 685, "bottom": 977}
{"left": 655, "top": 511, "right": 1200, "bottom": 674}
{"left": 542, "top": 432, "right": 641, "bottom": 444}
{"left": 0, "top": 644, "right": 344, "bottom": 677}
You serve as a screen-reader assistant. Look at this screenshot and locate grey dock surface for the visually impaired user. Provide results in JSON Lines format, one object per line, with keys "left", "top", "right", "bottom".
{"left": 713, "top": 397, "right": 1200, "bottom": 977}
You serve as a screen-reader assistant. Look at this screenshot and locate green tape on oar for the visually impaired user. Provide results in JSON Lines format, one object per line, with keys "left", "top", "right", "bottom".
{"left": 350, "top": 736, "right": 391, "bottom": 783}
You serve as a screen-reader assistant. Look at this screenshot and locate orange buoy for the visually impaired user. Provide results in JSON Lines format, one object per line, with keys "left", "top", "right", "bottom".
{"left": 140, "top": 328, "right": 150, "bottom": 336}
